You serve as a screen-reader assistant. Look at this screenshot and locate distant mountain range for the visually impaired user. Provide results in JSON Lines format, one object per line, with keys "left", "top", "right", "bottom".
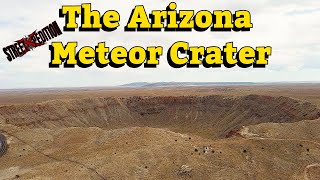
{"left": 120, "top": 82, "right": 257, "bottom": 87}
{"left": 1, "top": 82, "right": 319, "bottom": 91}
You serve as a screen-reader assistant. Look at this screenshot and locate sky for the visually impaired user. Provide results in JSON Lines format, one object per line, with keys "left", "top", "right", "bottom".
{"left": 0, "top": 0, "right": 319, "bottom": 89}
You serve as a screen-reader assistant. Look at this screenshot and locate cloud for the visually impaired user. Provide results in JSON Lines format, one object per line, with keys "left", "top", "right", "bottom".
{"left": 285, "top": 8, "right": 320, "bottom": 16}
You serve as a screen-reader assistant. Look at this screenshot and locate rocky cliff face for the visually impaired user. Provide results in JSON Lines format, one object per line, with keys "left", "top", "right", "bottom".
{"left": 1, "top": 95, "right": 319, "bottom": 138}
{"left": 1, "top": 94, "right": 320, "bottom": 179}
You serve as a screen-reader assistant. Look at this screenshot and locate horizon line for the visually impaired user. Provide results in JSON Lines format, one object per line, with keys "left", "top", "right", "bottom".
{"left": 0, "top": 81, "right": 320, "bottom": 91}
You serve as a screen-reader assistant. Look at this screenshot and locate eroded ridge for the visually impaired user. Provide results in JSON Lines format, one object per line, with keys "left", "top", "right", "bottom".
{"left": 0, "top": 95, "right": 319, "bottom": 138}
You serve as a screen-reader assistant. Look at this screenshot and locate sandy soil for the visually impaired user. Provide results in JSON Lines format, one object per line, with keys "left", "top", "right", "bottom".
{"left": 0, "top": 84, "right": 320, "bottom": 179}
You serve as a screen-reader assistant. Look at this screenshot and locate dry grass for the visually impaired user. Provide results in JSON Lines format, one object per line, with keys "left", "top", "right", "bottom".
{"left": 0, "top": 84, "right": 320, "bottom": 179}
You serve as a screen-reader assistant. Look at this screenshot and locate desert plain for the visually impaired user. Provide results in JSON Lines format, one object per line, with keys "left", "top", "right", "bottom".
{"left": 0, "top": 83, "right": 320, "bottom": 179}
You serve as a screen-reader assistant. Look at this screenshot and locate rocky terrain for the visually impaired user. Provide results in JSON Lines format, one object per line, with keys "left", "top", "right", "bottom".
{"left": 0, "top": 85, "right": 320, "bottom": 179}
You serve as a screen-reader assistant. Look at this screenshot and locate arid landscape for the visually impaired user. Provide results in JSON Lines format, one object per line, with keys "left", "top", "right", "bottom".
{"left": 0, "top": 84, "right": 320, "bottom": 179}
